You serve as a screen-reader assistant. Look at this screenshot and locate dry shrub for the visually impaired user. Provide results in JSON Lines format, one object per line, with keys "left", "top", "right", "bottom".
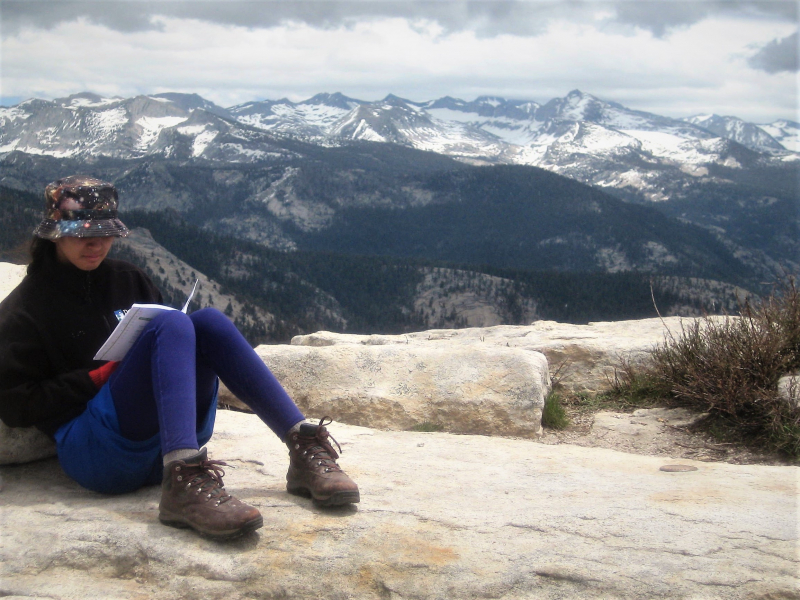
{"left": 758, "top": 276, "right": 800, "bottom": 372}
{"left": 613, "top": 276, "right": 800, "bottom": 459}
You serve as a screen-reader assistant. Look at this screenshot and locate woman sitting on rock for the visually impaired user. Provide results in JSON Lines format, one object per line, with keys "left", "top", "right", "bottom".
{"left": 0, "top": 175, "right": 359, "bottom": 539}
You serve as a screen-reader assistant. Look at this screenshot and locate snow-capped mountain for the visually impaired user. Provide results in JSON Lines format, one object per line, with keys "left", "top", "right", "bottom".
{"left": 415, "top": 90, "right": 796, "bottom": 201}
{"left": 0, "top": 92, "right": 297, "bottom": 162}
{"left": 683, "top": 114, "right": 786, "bottom": 152}
{"left": 229, "top": 92, "right": 363, "bottom": 140}
{"left": 327, "top": 95, "right": 509, "bottom": 161}
{"left": 1, "top": 89, "right": 796, "bottom": 204}
{"left": 757, "top": 119, "right": 800, "bottom": 152}
{"left": 226, "top": 89, "right": 800, "bottom": 201}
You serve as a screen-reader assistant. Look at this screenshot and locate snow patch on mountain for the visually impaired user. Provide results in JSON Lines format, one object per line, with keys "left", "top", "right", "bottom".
{"left": 191, "top": 130, "right": 218, "bottom": 156}
{"left": 621, "top": 130, "right": 725, "bottom": 166}
{"left": 684, "top": 114, "right": 785, "bottom": 152}
{"left": 88, "top": 107, "right": 128, "bottom": 137}
{"left": 230, "top": 95, "right": 359, "bottom": 137}
{"left": 0, "top": 107, "right": 29, "bottom": 127}
{"left": 350, "top": 120, "right": 385, "bottom": 142}
{"left": 66, "top": 96, "right": 120, "bottom": 108}
{"left": 565, "top": 124, "right": 641, "bottom": 155}
{"left": 398, "top": 119, "right": 504, "bottom": 159}
{"left": 217, "top": 143, "right": 278, "bottom": 161}
{"left": 177, "top": 124, "right": 210, "bottom": 136}
{"left": 595, "top": 170, "right": 670, "bottom": 202}
{"left": 558, "top": 94, "right": 597, "bottom": 121}
{"left": 482, "top": 121, "right": 542, "bottom": 146}
{"left": 276, "top": 103, "right": 346, "bottom": 125}
{"left": 136, "top": 116, "right": 188, "bottom": 149}
{"left": 235, "top": 113, "right": 277, "bottom": 130}
{"left": 759, "top": 120, "right": 800, "bottom": 152}
{"left": 618, "top": 130, "right": 740, "bottom": 170}
{"left": 426, "top": 108, "right": 541, "bottom": 147}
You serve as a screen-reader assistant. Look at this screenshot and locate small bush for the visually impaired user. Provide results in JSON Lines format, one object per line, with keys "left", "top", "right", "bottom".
{"left": 604, "top": 358, "right": 671, "bottom": 408}
{"left": 758, "top": 277, "right": 800, "bottom": 372}
{"left": 611, "top": 276, "right": 800, "bottom": 459}
{"left": 542, "top": 390, "right": 570, "bottom": 430}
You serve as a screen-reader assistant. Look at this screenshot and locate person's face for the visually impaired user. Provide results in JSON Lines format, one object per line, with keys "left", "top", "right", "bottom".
{"left": 54, "top": 236, "right": 114, "bottom": 271}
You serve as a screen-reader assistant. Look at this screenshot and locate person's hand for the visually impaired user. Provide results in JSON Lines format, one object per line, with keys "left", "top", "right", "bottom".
{"left": 89, "top": 361, "right": 120, "bottom": 388}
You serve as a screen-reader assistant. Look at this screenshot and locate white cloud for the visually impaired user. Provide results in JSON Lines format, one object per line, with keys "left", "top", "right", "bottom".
{"left": 1, "top": 6, "right": 796, "bottom": 123}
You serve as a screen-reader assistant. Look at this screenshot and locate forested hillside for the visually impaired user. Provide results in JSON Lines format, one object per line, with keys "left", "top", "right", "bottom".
{"left": 118, "top": 209, "right": 730, "bottom": 342}
{"left": 298, "top": 165, "right": 753, "bottom": 284}
{"left": 0, "top": 150, "right": 778, "bottom": 292}
{"left": 0, "top": 185, "right": 750, "bottom": 344}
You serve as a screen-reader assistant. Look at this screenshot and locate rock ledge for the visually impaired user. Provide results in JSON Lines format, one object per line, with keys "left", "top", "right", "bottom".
{"left": 1, "top": 410, "right": 797, "bottom": 600}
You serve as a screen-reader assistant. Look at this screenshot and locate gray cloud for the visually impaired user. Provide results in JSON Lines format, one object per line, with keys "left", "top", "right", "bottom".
{"left": 0, "top": 1, "right": 571, "bottom": 40}
{"left": 1, "top": 0, "right": 161, "bottom": 33}
{"left": 0, "top": 1, "right": 551, "bottom": 36}
{"left": 614, "top": 1, "right": 797, "bottom": 38}
{"left": 748, "top": 31, "right": 799, "bottom": 73}
{"left": 613, "top": 2, "right": 716, "bottom": 37}
{"left": 4, "top": 1, "right": 795, "bottom": 39}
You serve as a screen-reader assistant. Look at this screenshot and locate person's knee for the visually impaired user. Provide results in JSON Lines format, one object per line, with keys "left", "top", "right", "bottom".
{"left": 192, "top": 307, "right": 226, "bottom": 321}
{"left": 190, "top": 307, "right": 235, "bottom": 336}
{"left": 152, "top": 309, "right": 192, "bottom": 327}
{"left": 149, "top": 309, "right": 195, "bottom": 340}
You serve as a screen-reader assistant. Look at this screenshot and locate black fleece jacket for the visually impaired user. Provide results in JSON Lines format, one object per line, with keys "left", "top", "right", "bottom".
{"left": 0, "top": 251, "right": 162, "bottom": 436}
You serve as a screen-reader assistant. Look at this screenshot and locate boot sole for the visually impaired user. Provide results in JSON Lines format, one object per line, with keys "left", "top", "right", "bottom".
{"left": 159, "top": 513, "right": 264, "bottom": 540}
{"left": 287, "top": 485, "right": 360, "bottom": 507}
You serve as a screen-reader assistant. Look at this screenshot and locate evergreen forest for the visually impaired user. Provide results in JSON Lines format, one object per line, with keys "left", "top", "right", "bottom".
{"left": 0, "top": 184, "right": 737, "bottom": 345}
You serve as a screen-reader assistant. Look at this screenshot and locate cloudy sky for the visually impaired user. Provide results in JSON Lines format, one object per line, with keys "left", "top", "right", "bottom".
{"left": 1, "top": 1, "right": 797, "bottom": 123}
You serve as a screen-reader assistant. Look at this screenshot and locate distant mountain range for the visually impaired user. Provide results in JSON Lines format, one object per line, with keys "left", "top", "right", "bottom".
{"left": 0, "top": 89, "right": 797, "bottom": 298}
{"left": 1, "top": 89, "right": 797, "bottom": 202}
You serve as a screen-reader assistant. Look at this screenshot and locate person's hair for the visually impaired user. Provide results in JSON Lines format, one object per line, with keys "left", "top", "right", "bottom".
{"left": 28, "top": 236, "right": 56, "bottom": 274}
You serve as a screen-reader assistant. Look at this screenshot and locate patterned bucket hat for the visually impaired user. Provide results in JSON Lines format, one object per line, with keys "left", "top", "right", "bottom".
{"left": 33, "top": 175, "right": 130, "bottom": 239}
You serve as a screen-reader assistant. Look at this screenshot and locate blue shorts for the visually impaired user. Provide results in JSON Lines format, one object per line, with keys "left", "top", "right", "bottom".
{"left": 54, "top": 382, "right": 217, "bottom": 495}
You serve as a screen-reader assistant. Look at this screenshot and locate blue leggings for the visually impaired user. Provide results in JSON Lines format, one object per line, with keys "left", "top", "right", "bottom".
{"left": 108, "top": 307, "right": 305, "bottom": 455}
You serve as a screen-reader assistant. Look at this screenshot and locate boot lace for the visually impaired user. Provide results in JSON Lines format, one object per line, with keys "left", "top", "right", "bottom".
{"left": 295, "top": 416, "right": 343, "bottom": 473}
{"left": 183, "top": 459, "right": 233, "bottom": 504}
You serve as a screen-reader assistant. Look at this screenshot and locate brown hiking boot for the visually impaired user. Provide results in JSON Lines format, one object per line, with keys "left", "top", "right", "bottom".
{"left": 286, "top": 417, "right": 360, "bottom": 507}
{"left": 159, "top": 448, "right": 263, "bottom": 539}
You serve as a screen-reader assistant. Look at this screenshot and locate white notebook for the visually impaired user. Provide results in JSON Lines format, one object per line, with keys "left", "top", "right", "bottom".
{"left": 93, "top": 279, "right": 198, "bottom": 361}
